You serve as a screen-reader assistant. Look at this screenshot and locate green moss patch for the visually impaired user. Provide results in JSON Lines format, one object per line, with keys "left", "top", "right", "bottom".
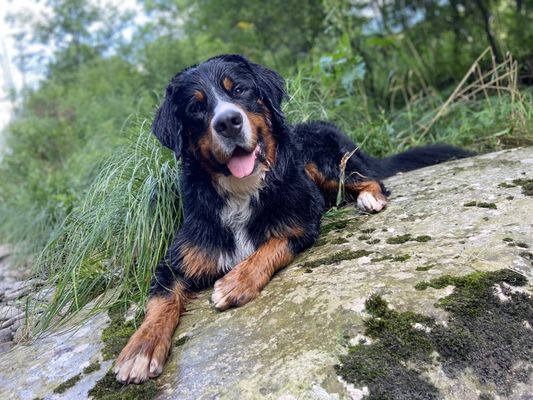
{"left": 366, "top": 238, "right": 380, "bottom": 245}
{"left": 371, "top": 255, "right": 393, "bottom": 262}
{"left": 336, "top": 294, "right": 438, "bottom": 400}
{"left": 314, "top": 237, "right": 328, "bottom": 247}
{"left": 416, "top": 264, "right": 435, "bottom": 272}
{"left": 175, "top": 335, "right": 190, "bottom": 347}
{"left": 330, "top": 237, "right": 349, "bottom": 245}
{"left": 386, "top": 234, "right": 432, "bottom": 245}
{"left": 53, "top": 374, "right": 82, "bottom": 394}
{"left": 88, "top": 370, "right": 160, "bottom": 400}
{"left": 463, "top": 201, "right": 497, "bottom": 209}
{"left": 502, "top": 237, "right": 529, "bottom": 248}
{"left": 519, "top": 251, "right": 533, "bottom": 265}
{"left": 89, "top": 306, "right": 163, "bottom": 399}
{"left": 370, "top": 253, "right": 411, "bottom": 263}
{"left": 386, "top": 234, "right": 412, "bottom": 244}
{"left": 512, "top": 178, "right": 533, "bottom": 196}
{"left": 83, "top": 361, "right": 101, "bottom": 374}
{"left": 299, "top": 249, "right": 372, "bottom": 270}
{"left": 52, "top": 359, "right": 102, "bottom": 394}
{"left": 392, "top": 254, "right": 411, "bottom": 262}
{"left": 338, "top": 269, "right": 532, "bottom": 398}
{"left": 101, "top": 307, "right": 136, "bottom": 361}
{"left": 320, "top": 219, "right": 350, "bottom": 235}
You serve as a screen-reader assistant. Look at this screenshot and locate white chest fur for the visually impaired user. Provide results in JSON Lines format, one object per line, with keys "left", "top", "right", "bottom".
{"left": 218, "top": 193, "right": 256, "bottom": 272}
{"left": 215, "top": 172, "right": 265, "bottom": 272}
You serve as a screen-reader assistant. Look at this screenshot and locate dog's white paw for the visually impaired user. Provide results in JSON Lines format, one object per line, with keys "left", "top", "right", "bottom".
{"left": 357, "top": 191, "right": 387, "bottom": 213}
{"left": 211, "top": 270, "right": 260, "bottom": 311}
{"left": 113, "top": 327, "right": 170, "bottom": 384}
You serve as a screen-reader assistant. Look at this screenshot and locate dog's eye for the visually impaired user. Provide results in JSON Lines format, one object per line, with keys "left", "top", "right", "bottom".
{"left": 234, "top": 86, "right": 247, "bottom": 96}
{"left": 189, "top": 102, "right": 205, "bottom": 114}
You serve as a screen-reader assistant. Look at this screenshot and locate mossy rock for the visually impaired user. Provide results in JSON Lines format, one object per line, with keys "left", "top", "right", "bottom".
{"left": 2, "top": 147, "right": 533, "bottom": 399}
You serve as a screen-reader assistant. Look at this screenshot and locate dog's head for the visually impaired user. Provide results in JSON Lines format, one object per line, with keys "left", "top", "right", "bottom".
{"left": 152, "top": 54, "right": 286, "bottom": 179}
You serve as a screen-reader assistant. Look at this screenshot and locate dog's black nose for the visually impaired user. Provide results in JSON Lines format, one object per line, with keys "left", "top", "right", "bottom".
{"left": 213, "top": 110, "right": 243, "bottom": 137}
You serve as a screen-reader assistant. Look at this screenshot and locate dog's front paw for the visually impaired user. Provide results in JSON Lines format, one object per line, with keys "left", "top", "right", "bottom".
{"left": 113, "top": 326, "right": 171, "bottom": 384}
{"left": 211, "top": 270, "right": 260, "bottom": 311}
{"left": 357, "top": 191, "right": 387, "bottom": 213}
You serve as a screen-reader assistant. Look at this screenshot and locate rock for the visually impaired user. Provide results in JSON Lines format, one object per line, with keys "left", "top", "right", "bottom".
{"left": 0, "top": 312, "right": 111, "bottom": 399}
{"left": 0, "top": 306, "right": 23, "bottom": 322}
{"left": 0, "top": 328, "right": 13, "bottom": 342}
{"left": 0, "top": 315, "right": 23, "bottom": 330}
{"left": 0, "top": 342, "right": 12, "bottom": 353}
{"left": 0, "top": 147, "right": 532, "bottom": 400}
{"left": 0, "top": 245, "right": 33, "bottom": 283}
{"left": 3, "top": 286, "right": 32, "bottom": 301}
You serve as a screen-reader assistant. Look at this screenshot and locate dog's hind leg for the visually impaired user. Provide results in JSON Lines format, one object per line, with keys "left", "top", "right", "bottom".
{"left": 346, "top": 180, "right": 388, "bottom": 213}
{"left": 304, "top": 162, "right": 387, "bottom": 212}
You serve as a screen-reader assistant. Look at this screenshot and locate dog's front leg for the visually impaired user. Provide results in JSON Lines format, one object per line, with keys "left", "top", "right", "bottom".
{"left": 211, "top": 237, "right": 294, "bottom": 311}
{"left": 113, "top": 280, "right": 187, "bottom": 383}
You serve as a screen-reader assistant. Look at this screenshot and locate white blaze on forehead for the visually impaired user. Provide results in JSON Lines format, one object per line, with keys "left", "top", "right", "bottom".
{"left": 210, "top": 96, "right": 253, "bottom": 147}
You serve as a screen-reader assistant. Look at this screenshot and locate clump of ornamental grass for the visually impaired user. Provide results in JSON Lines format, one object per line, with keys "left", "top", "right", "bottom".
{"left": 25, "top": 120, "right": 181, "bottom": 336}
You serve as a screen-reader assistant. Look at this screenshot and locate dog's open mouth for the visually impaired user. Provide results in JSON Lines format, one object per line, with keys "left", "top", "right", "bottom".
{"left": 226, "top": 145, "right": 260, "bottom": 179}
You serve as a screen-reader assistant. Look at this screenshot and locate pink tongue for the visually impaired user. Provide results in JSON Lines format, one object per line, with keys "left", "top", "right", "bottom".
{"left": 227, "top": 148, "right": 257, "bottom": 179}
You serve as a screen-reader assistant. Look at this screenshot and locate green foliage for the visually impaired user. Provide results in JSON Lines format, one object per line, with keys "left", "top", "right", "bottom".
{"left": 0, "top": 55, "right": 151, "bottom": 251}
{"left": 29, "top": 123, "right": 181, "bottom": 333}
{"left": 1, "top": 0, "right": 533, "bottom": 328}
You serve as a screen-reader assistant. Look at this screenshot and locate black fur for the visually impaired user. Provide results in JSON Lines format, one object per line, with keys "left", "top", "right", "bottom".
{"left": 149, "top": 54, "right": 473, "bottom": 295}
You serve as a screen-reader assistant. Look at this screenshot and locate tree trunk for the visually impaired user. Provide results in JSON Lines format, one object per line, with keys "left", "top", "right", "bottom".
{"left": 474, "top": 0, "right": 501, "bottom": 63}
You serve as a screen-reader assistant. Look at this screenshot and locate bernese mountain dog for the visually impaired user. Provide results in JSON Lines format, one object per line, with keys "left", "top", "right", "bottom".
{"left": 114, "top": 54, "right": 472, "bottom": 383}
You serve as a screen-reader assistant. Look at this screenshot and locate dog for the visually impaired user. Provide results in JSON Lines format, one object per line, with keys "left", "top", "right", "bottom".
{"left": 113, "top": 54, "right": 472, "bottom": 383}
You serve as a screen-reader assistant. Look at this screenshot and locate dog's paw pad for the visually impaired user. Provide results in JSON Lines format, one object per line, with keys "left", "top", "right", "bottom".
{"left": 357, "top": 191, "right": 387, "bottom": 213}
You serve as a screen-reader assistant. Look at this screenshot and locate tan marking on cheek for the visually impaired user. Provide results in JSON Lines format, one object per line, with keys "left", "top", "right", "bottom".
{"left": 223, "top": 77, "right": 234, "bottom": 91}
{"left": 191, "top": 114, "right": 226, "bottom": 165}
{"left": 181, "top": 244, "right": 218, "bottom": 279}
{"left": 245, "top": 110, "right": 276, "bottom": 166}
{"left": 197, "top": 132, "right": 212, "bottom": 162}
{"left": 193, "top": 90, "right": 205, "bottom": 101}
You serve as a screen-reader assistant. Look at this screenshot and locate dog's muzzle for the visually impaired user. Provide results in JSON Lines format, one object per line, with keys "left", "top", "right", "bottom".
{"left": 213, "top": 110, "right": 243, "bottom": 138}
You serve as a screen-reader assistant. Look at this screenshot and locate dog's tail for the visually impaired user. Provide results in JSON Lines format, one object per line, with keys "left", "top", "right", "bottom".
{"left": 373, "top": 144, "right": 474, "bottom": 179}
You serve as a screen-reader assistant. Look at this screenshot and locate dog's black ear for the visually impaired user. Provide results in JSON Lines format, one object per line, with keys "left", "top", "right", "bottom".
{"left": 152, "top": 84, "right": 183, "bottom": 157}
{"left": 250, "top": 62, "right": 287, "bottom": 130}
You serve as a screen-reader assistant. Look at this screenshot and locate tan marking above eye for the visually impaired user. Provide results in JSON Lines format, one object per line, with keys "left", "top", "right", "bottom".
{"left": 223, "top": 77, "right": 234, "bottom": 91}
{"left": 193, "top": 90, "right": 205, "bottom": 101}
